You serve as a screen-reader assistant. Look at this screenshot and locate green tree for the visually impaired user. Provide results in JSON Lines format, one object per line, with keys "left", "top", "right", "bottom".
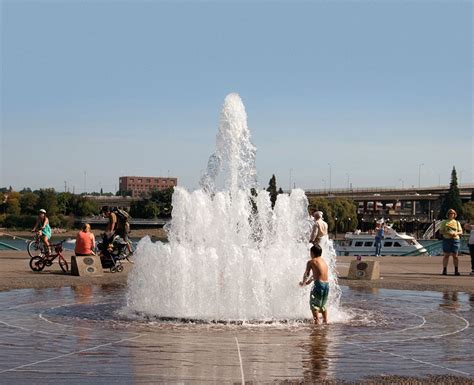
{"left": 0, "top": 192, "right": 6, "bottom": 214}
{"left": 6, "top": 192, "right": 21, "bottom": 216}
{"left": 57, "top": 192, "right": 74, "bottom": 215}
{"left": 463, "top": 201, "right": 474, "bottom": 221}
{"left": 308, "top": 196, "right": 358, "bottom": 233}
{"left": 20, "top": 192, "right": 39, "bottom": 215}
{"left": 75, "top": 198, "right": 99, "bottom": 216}
{"left": 143, "top": 201, "right": 159, "bottom": 218}
{"left": 438, "top": 167, "right": 463, "bottom": 219}
{"left": 308, "top": 197, "right": 334, "bottom": 230}
{"left": 130, "top": 200, "right": 159, "bottom": 218}
{"left": 36, "top": 188, "right": 58, "bottom": 216}
{"left": 150, "top": 187, "right": 174, "bottom": 216}
{"left": 267, "top": 175, "right": 278, "bottom": 209}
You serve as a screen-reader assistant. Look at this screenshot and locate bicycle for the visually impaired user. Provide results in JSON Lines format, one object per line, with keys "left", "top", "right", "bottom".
{"left": 29, "top": 240, "right": 69, "bottom": 273}
{"left": 27, "top": 233, "right": 49, "bottom": 258}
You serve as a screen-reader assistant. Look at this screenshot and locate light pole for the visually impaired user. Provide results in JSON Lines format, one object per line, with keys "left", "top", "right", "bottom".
{"left": 334, "top": 216, "right": 338, "bottom": 239}
{"left": 328, "top": 163, "right": 332, "bottom": 194}
{"left": 322, "top": 178, "right": 326, "bottom": 191}
{"left": 398, "top": 178, "right": 404, "bottom": 189}
{"left": 346, "top": 173, "right": 350, "bottom": 190}
{"left": 289, "top": 168, "right": 293, "bottom": 191}
{"left": 418, "top": 163, "right": 424, "bottom": 188}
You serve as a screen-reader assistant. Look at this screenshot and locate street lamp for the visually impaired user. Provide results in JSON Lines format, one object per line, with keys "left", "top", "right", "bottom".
{"left": 418, "top": 163, "right": 424, "bottom": 188}
{"left": 346, "top": 173, "right": 350, "bottom": 190}
{"left": 398, "top": 178, "right": 404, "bottom": 189}
{"left": 334, "top": 216, "right": 338, "bottom": 239}
{"left": 348, "top": 217, "right": 352, "bottom": 232}
{"left": 322, "top": 178, "right": 326, "bottom": 191}
{"left": 328, "top": 163, "right": 332, "bottom": 194}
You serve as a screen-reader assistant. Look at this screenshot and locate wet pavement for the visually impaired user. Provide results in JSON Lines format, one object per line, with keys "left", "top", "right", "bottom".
{"left": 0, "top": 285, "right": 472, "bottom": 384}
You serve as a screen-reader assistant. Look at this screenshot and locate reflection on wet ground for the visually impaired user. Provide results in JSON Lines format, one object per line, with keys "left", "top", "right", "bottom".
{"left": 0, "top": 285, "right": 472, "bottom": 384}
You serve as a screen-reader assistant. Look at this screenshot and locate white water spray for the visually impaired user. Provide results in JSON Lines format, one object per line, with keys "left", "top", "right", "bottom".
{"left": 127, "top": 93, "right": 344, "bottom": 322}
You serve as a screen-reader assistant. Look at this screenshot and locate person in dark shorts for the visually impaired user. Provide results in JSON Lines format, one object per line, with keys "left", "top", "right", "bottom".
{"left": 440, "top": 209, "right": 463, "bottom": 276}
{"left": 299, "top": 244, "right": 330, "bottom": 324}
{"left": 464, "top": 222, "right": 474, "bottom": 276}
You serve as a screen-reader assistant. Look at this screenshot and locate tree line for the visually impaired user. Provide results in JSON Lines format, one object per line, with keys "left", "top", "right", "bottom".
{"left": 0, "top": 188, "right": 100, "bottom": 229}
{"left": 1, "top": 168, "right": 471, "bottom": 230}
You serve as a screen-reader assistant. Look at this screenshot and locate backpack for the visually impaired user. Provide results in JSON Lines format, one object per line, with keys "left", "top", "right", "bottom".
{"left": 113, "top": 208, "right": 131, "bottom": 223}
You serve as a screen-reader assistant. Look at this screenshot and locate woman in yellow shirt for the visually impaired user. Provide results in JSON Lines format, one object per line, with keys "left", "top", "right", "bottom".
{"left": 440, "top": 209, "right": 463, "bottom": 276}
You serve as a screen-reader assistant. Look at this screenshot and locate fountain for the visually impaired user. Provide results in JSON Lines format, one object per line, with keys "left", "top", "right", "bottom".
{"left": 127, "top": 93, "right": 343, "bottom": 322}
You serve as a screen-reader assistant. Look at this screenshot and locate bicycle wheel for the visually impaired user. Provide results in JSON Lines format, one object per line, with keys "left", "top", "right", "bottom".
{"left": 58, "top": 256, "right": 69, "bottom": 273}
{"left": 27, "top": 241, "right": 39, "bottom": 258}
{"left": 29, "top": 256, "right": 45, "bottom": 272}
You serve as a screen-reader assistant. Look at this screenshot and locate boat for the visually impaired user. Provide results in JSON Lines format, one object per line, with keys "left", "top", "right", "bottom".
{"left": 336, "top": 226, "right": 428, "bottom": 256}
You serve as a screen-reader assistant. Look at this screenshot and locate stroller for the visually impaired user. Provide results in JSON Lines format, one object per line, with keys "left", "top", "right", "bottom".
{"left": 97, "top": 234, "right": 132, "bottom": 273}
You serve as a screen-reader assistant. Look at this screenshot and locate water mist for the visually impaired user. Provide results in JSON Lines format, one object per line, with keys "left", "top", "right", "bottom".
{"left": 127, "top": 93, "right": 343, "bottom": 322}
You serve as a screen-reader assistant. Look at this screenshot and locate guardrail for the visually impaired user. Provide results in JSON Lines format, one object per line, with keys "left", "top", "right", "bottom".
{"left": 79, "top": 217, "right": 169, "bottom": 226}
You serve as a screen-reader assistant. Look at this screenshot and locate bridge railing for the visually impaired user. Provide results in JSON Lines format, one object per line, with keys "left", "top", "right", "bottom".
{"left": 304, "top": 183, "right": 473, "bottom": 195}
{"left": 79, "top": 217, "right": 169, "bottom": 226}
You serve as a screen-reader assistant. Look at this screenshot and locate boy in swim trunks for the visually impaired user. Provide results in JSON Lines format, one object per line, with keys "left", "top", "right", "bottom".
{"left": 299, "top": 244, "right": 330, "bottom": 324}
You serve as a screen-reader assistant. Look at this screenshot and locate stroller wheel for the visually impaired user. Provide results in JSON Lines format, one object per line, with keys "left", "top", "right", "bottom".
{"left": 110, "top": 266, "right": 117, "bottom": 273}
{"left": 116, "top": 264, "right": 124, "bottom": 273}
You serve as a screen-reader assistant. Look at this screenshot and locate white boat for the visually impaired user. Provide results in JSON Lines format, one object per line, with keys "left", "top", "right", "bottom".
{"left": 336, "top": 227, "right": 428, "bottom": 256}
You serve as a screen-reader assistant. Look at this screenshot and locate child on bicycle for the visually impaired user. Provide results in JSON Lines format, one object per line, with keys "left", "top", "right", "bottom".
{"left": 32, "top": 209, "right": 52, "bottom": 255}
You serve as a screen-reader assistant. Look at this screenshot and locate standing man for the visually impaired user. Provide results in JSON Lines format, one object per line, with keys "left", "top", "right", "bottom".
{"left": 310, "top": 210, "right": 328, "bottom": 245}
{"left": 374, "top": 221, "right": 384, "bottom": 257}
{"left": 101, "top": 206, "right": 117, "bottom": 242}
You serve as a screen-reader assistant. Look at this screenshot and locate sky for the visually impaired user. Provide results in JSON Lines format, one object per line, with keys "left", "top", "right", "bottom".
{"left": 1, "top": 0, "right": 472, "bottom": 193}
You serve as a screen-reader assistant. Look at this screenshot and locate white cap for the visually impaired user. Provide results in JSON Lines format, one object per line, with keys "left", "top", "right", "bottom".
{"left": 39, "top": 209, "right": 46, "bottom": 214}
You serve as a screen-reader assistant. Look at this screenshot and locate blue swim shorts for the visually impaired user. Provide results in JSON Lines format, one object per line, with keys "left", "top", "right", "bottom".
{"left": 310, "top": 280, "right": 330, "bottom": 312}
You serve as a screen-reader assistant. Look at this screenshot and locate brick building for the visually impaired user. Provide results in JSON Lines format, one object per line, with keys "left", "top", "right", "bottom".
{"left": 119, "top": 176, "right": 178, "bottom": 198}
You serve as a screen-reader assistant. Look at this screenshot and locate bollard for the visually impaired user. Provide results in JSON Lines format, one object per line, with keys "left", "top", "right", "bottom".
{"left": 347, "top": 259, "right": 380, "bottom": 280}
{"left": 70, "top": 255, "right": 104, "bottom": 277}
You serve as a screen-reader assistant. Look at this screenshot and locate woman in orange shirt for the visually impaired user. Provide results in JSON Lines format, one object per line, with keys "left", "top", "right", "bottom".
{"left": 75, "top": 223, "right": 96, "bottom": 256}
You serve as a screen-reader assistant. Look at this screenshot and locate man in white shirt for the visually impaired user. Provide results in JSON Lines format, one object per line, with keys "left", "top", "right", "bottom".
{"left": 310, "top": 210, "right": 328, "bottom": 245}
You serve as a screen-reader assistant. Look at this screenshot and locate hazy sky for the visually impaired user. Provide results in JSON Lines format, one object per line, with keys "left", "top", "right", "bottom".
{"left": 1, "top": 1, "right": 472, "bottom": 193}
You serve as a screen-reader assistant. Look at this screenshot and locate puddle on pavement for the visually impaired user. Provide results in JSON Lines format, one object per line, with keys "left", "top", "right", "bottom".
{"left": 0, "top": 284, "right": 472, "bottom": 383}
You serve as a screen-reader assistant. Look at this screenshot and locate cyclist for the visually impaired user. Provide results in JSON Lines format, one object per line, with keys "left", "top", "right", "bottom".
{"left": 32, "top": 209, "right": 52, "bottom": 255}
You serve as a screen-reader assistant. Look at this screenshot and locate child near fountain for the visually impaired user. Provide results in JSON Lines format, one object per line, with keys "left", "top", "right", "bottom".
{"left": 299, "top": 244, "right": 329, "bottom": 325}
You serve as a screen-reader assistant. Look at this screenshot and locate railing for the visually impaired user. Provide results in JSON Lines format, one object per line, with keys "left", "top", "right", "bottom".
{"left": 400, "top": 240, "right": 443, "bottom": 256}
{"left": 305, "top": 183, "right": 473, "bottom": 195}
{"left": 79, "top": 217, "right": 169, "bottom": 226}
{"left": 0, "top": 241, "right": 20, "bottom": 251}
{"left": 403, "top": 237, "right": 469, "bottom": 256}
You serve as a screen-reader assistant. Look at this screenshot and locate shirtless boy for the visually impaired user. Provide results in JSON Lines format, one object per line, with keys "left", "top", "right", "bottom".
{"left": 299, "top": 244, "right": 330, "bottom": 324}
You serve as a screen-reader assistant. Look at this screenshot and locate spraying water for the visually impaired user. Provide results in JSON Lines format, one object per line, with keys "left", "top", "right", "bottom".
{"left": 127, "top": 93, "right": 344, "bottom": 322}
